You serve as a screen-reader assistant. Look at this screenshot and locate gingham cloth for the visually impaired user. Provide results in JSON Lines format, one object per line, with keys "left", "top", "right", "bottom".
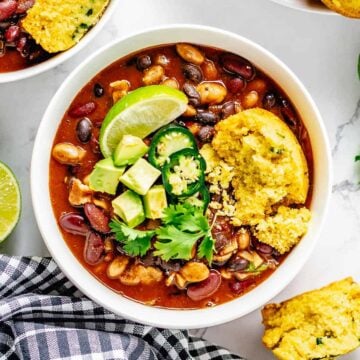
{"left": 0, "top": 255, "right": 244, "bottom": 360}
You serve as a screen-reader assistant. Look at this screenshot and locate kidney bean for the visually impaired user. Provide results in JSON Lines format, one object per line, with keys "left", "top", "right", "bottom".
{"left": 93, "top": 83, "right": 104, "bottom": 98}
{"left": 4, "top": 24, "right": 19, "bottom": 42}
{"left": 84, "top": 231, "right": 104, "bottom": 265}
{"left": 136, "top": 54, "right": 152, "bottom": 70}
{"left": 227, "top": 257, "right": 249, "bottom": 272}
{"left": 16, "top": 0, "right": 34, "bottom": 13}
{"left": 263, "top": 92, "right": 277, "bottom": 109}
{"left": 227, "top": 77, "right": 246, "bottom": 94}
{"left": 194, "top": 111, "right": 219, "bottom": 125}
{"left": 76, "top": 117, "right": 93, "bottom": 143}
{"left": 187, "top": 270, "right": 221, "bottom": 301}
{"left": 69, "top": 101, "right": 96, "bottom": 118}
{"left": 59, "top": 212, "right": 90, "bottom": 236}
{"left": 230, "top": 278, "right": 255, "bottom": 295}
{"left": 16, "top": 36, "right": 29, "bottom": 57}
{"left": 183, "top": 63, "right": 203, "bottom": 84}
{"left": 198, "top": 125, "right": 214, "bottom": 143}
{"left": 84, "top": 203, "right": 110, "bottom": 233}
{"left": 221, "top": 53, "right": 255, "bottom": 81}
{"left": 0, "top": 0, "right": 17, "bottom": 21}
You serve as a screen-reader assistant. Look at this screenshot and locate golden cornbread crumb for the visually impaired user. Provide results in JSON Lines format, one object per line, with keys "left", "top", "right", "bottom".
{"left": 254, "top": 206, "right": 311, "bottom": 254}
{"left": 212, "top": 108, "right": 309, "bottom": 226}
{"left": 262, "top": 278, "right": 360, "bottom": 360}
{"left": 22, "top": 0, "right": 109, "bottom": 53}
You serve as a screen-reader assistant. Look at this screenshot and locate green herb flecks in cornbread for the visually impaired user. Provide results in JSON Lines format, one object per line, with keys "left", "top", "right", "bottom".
{"left": 22, "top": 0, "right": 109, "bottom": 53}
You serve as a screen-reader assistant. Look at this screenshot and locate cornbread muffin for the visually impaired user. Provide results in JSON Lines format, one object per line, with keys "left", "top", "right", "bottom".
{"left": 254, "top": 206, "right": 311, "bottom": 254}
{"left": 211, "top": 108, "right": 309, "bottom": 226}
{"left": 262, "top": 278, "right": 360, "bottom": 360}
{"left": 321, "top": 0, "right": 360, "bottom": 18}
{"left": 22, "top": 0, "right": 110, "bottom": 53}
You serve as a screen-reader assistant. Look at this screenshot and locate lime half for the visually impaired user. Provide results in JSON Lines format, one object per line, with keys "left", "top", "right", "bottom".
{"left": 99, "top": 85, "right": 188, "bottom": 157}
{"left": 0, "top": 161, "right": 21, "bottom": 243}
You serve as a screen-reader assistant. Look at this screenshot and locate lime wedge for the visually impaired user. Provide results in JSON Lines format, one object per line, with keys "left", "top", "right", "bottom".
{"left": 99, "top": 85, "right": 188, "bottom": 157}
{"left": 0, "top": 161, "right": 21, "bottom": 242}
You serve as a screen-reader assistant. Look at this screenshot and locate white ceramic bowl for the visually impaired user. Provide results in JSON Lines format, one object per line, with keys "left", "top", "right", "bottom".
{"left": 270, "top": 0, "right": 336, "bottom": 15}
{"left": 0, "top": 0, "right": 119, "bottom": 83}
{"left": 31, "top": 25, "right": 332, "bottom": 329}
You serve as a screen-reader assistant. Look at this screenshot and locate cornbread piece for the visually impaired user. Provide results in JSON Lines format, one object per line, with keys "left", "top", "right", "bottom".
{"left": 22, "top": 0, "right": 109, "bottom": 53}
{"left": 262, "top": 278, "right": 360, "bottom": 360}
{"left": 321, "top": 0, "right": 360, "bottom": 18}
{"left": 254, "top": 206, "right": 311, "bottom": 254}
{"left": 212, "top": 108, "right": 309, "bottom": 226}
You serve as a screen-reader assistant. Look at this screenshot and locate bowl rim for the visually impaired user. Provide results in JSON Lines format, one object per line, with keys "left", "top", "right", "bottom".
{"left": 269, "top": 0, "right": 337, "bottom": 15}
{"left": 31, "top": 24, "right": 332, "bottom": 329}
{"left": 0, "top": 0, "right": 119, "bottom": 84}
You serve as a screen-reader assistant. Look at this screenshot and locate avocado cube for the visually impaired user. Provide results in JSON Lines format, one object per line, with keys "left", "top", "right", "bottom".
{"left": 113, "top": 134, "right": 149, "bottom": 166}
{"left": 112, "top": 190, "right": 145, "bottom": 228}
{"left": 143, "top": 185, "right": 168, "bottom": 219}
{"left": 89, "top": 158, "right": 125, "bottom": 195}
{"left": 120, "top": 158, "right": 161, "bottom": 195}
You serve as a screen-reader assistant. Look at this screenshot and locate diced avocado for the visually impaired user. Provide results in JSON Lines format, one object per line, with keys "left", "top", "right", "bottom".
{"left": 113, "top": 135, "right": 149, "bottom": 166}
{"left": 112, "top": 190, "right": 145, "bottom": 228}
{"left": 89, "top": 158, "right": 125, "bottom": 195}
{"left": 120, "top": 158, "right": 161, "bottom": 195}
{"left": 143, "top": 185, "right": 168, "bottom": 219}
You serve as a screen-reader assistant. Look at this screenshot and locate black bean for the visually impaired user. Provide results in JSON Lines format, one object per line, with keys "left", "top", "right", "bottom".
{"left": 93, "top": 83, "right": 104, "bottom": 98}
{"left": 183, "top": 63, "right": 203, "bottom": 83}
{"left": 194, "top": 111, "right": 219, "bottom": 125}
{"left": 198, "top": 125, "right": 215, "bottom": 143}
{"left": 76, "top": 117, "right": 93, "bottom": 143}
{"left": 221, "top": 53, "right": 255, "bottom": 81}
{"left": 136, "top": 55, "right": 152, "bottom": 70}
{"left": 280, "top": 98, "right": 298, "bottom": 128}
{"left": 263, "top": 92, "right": 277, "bottom": 109}
{"left": 183, "top": 82, "right": 199, "bottom": 98}
{"left": 227, "top": 257, "right": 249, "bottom": 272}
{"left": 256, "top": 242, "right": 273, "bottom": 254}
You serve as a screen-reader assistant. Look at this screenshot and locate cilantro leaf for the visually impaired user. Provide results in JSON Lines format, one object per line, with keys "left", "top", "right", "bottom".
{"left": 154, "top": 203, "right": 215, "bottom": 262}
{"left": 197, "top": 235, "right": 215, "bottom": 264}
{"left": 355, "top": 155, "right": 360, "bottom": 162}
{"left": 109, "top": 219, "right": 154, "bottom": 257}
{"left": 154, "top": 225, "right": 203, "bottom": 261}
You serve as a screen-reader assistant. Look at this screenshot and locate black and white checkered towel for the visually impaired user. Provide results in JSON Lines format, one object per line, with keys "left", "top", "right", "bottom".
{"left": 0, "top": 255, "right": 245, "bottom": 360}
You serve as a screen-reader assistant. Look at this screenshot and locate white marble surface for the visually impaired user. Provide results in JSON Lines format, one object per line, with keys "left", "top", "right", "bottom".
{"left": 1, "top": 0, "right": 360, "bottom": 358}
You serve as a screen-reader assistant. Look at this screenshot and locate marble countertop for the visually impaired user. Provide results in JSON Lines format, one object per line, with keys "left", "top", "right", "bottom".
{"left": 1, "top": 0, "right": 360, "bottom": 358}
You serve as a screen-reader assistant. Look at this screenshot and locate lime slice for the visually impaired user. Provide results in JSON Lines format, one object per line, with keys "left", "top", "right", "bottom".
{"left": 99, "top": 85, "right": 188, "bottom": 157}
{"left": 0, "top": 161, "right": 21, "bottom": 242}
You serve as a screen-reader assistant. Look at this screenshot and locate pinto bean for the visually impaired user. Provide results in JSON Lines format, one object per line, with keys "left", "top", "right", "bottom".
{"left": 84, "top": 232, "right": 104, "bottom": 265}
{"left": 59, "top": 213, "right": 89, "bottom": 236}
{"left": 242, "top": 90, "right": 259, "bottom": 109}
{"left": 187, "top": 270, "right": 221, "bottom": 301}
{"left": 69, "top": 102, "right": 96, "bottom": 118}
{"left": 154, "top": 53, "right": 170, "bottom": 66}
{"left": 182, "top": 104, "right": 197, "bottom": 117}
{"left": 84, "top": 203, "right": 110, "bottom": 233}
{"left": 52, "top": 143, "right": 86, "bottom": 165}
{"left": 142, "top": 65, "right": 164, "bottom": 85}
{"left": 179, "top": 262, "right": 209, "bottom": 283}
{"left": 106, "top": 255, "right": 129, "bottom": 279}
{"left": 202, "top": 59, "right": 218, "bottom": 80}
{"left": 196, "top": 82, "right": 227, "bottom": 105}
{"left": 176, "top": 43, "right": 205, "bottom": 65}
{"left": 161, "top": 77, "right": 179, "bottom": 89}
{"left": 235, "top": 229, "right": 250, "bottom": 250}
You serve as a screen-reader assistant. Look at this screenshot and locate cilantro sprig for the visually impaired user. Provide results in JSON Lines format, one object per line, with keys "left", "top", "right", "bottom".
{"left": 109, "top": 203, "right": 215, "bottom": 263}
{"left": 109, "top": 219, "right": 154, "bottom": 257}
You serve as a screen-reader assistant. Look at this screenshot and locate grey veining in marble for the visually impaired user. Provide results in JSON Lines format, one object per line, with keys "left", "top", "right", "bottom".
{"left": 0, "top": 0, "right": 359, "bottom": 358}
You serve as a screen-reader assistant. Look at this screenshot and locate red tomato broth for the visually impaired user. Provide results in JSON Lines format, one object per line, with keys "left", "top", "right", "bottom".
{"left": 49, "top": 44, "right": 313, "bottom": 309}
